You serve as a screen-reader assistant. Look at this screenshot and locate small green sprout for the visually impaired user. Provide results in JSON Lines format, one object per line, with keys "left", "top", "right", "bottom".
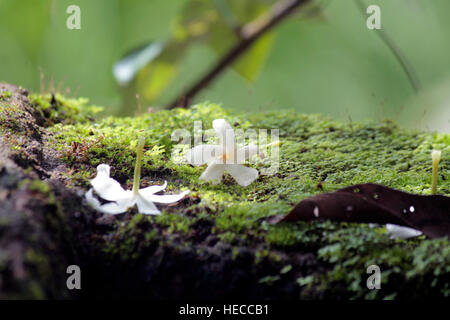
{"left": 431, "top": 149, "right": 441, "bottom": 195}
{"left": 132, "top": 136, "right": 145, "bottom": 195}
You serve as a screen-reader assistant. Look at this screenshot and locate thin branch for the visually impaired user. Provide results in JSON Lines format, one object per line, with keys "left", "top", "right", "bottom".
{"left": 168, "top": 0, "right": 310, "bottom": 109}
{"left": 354, "top": 0, "right": 421, "bottom": 93}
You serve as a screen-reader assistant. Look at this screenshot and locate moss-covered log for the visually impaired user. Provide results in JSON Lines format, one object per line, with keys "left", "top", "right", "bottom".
{"left": 0, "top": 83, "right": 449, "bottom": 299}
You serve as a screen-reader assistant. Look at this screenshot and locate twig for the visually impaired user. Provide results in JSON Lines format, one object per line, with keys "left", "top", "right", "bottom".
{"left": 354, "top": 0, "right": 421, "bottom": 93}
{"left": 168, "top": 0, "right": 310, "bottom": 109}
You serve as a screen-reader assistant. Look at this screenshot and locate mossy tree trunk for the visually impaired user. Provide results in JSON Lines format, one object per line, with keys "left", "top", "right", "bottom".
{"left": 0, "top": 83, "right": 449, "bottom": 299}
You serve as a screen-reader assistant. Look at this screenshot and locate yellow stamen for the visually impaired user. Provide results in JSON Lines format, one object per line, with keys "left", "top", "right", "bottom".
{"left": 266, "top": 140, "right": 282, "bottom": 147}
{"left": 217, "top": 153, "right": 232, "bottom": 163}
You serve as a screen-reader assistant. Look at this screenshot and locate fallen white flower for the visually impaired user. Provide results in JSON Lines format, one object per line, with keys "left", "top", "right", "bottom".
{"left": 385, "top": 224, "right": 422, "bottom": 239}
{"left": 186, "top": 119, "right": 260, "bottom": 186}
{"left": 85, "top": 137, "right": 189, "bottom": 215}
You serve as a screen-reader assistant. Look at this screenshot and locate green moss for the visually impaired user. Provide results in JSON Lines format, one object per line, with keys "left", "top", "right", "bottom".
{"left": 154, "top": 212, "right": 192, "bottom": 234}
{"left": 103, "top": 214, "right": 161, "bottom": 261}
{"left": 29, "top": 92, "right": 103, "bottom": 126}
{"left": 28, "top": 179, "right": 52, "bottom": 195}
{"left": 306, "top": 227, "right": 450, "bottom": 299}
{"left": 35, "top": 100, "right": 450, "bottom": 298}
{"left": 0, "top": 100, "right": 29, "bottom": 134}
{"left": 0, "top": 90, "right": 12, "bottom": 100}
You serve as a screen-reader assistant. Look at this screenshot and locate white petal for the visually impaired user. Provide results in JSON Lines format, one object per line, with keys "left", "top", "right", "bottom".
{"left": 237, "top": 144, "right": 260, "bottom": 163}
{"left": 85, "top": 188, "right": 132, "bottom": 215}
{"left": 186, "top": 145, "right": 222, "bottom": 165}
{"left": 99, "top": 200, "right": 133, "bottom": 215}
{"left": 90, "top": 164, "right": 128, "bottom": 201}
{"left": 386, "top": 224, "right": 422, "bottom": 239}
{"left": 213, "top": 119, "right": 235, "bottom": 154}
{"left": 200, "top": 161, "right": 225, "bottom": 184}
{"left": 225, "top": 164, "right": 259, "bottom": 187}
{"left": 85, "top": 188, "right": 102, "bottom": 209}
{"left": 136, "top": 196, "right": 161, "bottom": 215}
{"left": 147, "top": 190, "right": 190, "bottom": 204}
{"left": 432, "top": 150, "right": 441, "bottom": 163}
{"left": 139, "top": 181, "right": 167, "bottom": 198}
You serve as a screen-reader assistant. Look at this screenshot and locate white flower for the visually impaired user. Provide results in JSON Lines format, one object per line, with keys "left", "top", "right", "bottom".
{"left": 186, "top": 119, "right": 260, "bottom": 186}
{"left": 85, "top": 137, "right": 189, "bottom": 215}
{"left": 431, "top": 149, "right": 441, "bottom": 164}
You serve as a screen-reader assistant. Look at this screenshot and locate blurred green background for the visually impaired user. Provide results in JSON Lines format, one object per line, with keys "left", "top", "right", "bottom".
{"left": 0, "top": 0, "right": 449, "bottom": 132}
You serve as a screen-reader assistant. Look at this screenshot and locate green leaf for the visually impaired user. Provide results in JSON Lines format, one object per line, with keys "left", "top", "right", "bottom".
{"left": 136, "top": 41, "right": 187, "bottom": 102}
{"left": 233, "top": 32, "right": 275, "bottom": 81}
{"left": 114, "top": 0, "right": 281, "bottom": 104}
{"left": 280, "top": 264, "right": 292, "bottom": 274}
{"left": 113, "top": 42, "right": 166, "bottom": 86}
{"left": 296, "top": 275, "right": 315, "bottom": 287}
{"left": 174, "top": 0, "right": 276, "bottom": 81}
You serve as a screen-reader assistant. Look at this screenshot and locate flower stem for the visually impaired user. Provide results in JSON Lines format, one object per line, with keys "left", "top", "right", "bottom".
{"left": 431, "top": 150, "right": 441, "bottom": 195}
{"left": 132, "top": 137, "right": 145, "bottom": 195}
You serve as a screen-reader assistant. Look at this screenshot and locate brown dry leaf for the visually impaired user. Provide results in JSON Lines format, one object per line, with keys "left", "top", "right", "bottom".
{"left": 273, "top": 184, "right": 450, "bottom": 239}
